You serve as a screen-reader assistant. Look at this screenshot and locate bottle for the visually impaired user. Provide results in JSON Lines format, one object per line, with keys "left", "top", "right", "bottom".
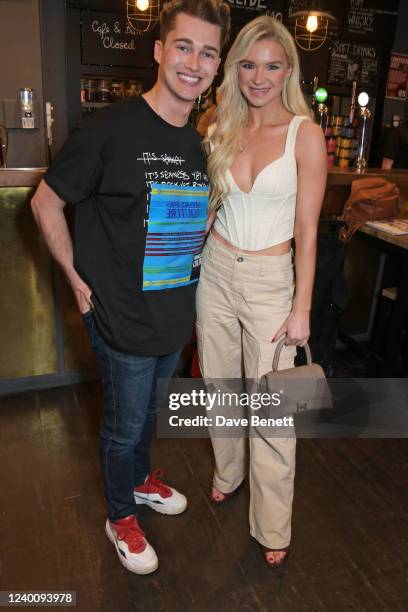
{"left": 392, "top": 114, "right": 401, "bottom": 128}
{"left": 126, "top": 81, "right": 139, "bottom": 97}
{"left": 97, "top": 79, "right": 111, "bottom": 103}
{"left": 80, "top": 78, "right": 87, "bottom": 103}
{"left": 111, "top": 82, "right": 122, "bottom": 100}
{"left": 85, "top": 79, "right": 97, "bottom": 102}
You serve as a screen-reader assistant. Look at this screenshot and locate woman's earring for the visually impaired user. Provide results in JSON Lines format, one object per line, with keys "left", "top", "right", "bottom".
{"left": 195, "top": 94, "right": 202, "bottom": 111}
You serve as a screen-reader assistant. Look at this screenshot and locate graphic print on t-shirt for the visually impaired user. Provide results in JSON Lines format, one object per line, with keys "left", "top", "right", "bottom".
{"left": 142, "top": 183, "right": 208, "bottom": 291}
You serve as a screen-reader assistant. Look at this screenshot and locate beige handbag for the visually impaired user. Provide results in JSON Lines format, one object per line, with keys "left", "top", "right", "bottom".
{"left": 259, "top": 338, "right": 333, "bottom": 414}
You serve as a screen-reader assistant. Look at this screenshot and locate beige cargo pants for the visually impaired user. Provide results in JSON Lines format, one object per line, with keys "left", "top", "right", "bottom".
{"left": 196, "top": 233, "right": 296, "bottom": 549}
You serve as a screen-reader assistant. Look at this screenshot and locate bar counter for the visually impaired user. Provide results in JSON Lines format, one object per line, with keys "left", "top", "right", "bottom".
{"left": 0, "top": 169, "right": 95, "bottom": 394}
{"left": 1, "top": 167, "right": 408, "bottom": 392}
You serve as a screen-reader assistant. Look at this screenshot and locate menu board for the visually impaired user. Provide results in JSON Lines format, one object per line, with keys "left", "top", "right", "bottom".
{"left": 327, "top": 40, "right": 380, "bottom": 91}
{"left": 386, "top": 53, "right": 408, "bottom": 100}
{"left": 81, "top": 10, "right": 155, "bottom": 68}
{"left": 285, "top": 0, "right": 344, "bottom": 38}
{"left": 343, "top": 0, "right": 399, "bottom": 44}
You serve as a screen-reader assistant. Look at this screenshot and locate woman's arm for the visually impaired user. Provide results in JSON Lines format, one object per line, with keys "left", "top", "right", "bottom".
{"left": 273, "top": 120, "right": 327, "bottom": 345}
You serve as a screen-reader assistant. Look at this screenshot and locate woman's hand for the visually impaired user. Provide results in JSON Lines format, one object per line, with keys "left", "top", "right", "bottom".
{"left": 272, "top": 309, "right": 310, "bottom": 346}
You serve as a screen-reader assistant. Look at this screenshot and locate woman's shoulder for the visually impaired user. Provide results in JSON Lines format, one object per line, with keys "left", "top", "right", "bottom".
{"left": 295, "top": 116, "right": 322, "bottom": 138}
{"left": 295, "top": 117, "right": 327, "bottom": 159}
{"left": 292, "top": 113, "right": 313, "bottom": 124}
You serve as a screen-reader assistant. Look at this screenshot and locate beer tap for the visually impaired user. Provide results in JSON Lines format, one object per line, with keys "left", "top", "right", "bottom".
{"left": 355, "top": 92, "right": 371, "bottom": 171}
{"left": 349, "top": 81, "right": 357, "bottom": 125}
{"left": 315, "top": 87, "right": 328, "bottom": 131}
{"left": 311, "top": 75, "right": 319, "bottom": 110}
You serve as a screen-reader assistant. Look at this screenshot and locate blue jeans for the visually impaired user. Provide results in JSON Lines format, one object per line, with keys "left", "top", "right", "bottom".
{"left": 82, "top": 311, "right": 181, "bottom": 522}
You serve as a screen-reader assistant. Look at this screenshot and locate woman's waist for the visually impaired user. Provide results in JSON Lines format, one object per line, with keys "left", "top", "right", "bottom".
{"left": 213, "top": 200, "right": 295, "bottom": 252}
{"left": 210, "top": 227, "right": 292, "bottom": 257}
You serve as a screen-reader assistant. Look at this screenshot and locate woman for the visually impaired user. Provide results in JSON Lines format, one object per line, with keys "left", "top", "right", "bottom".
{"left": 196, "top": 16, "right": 327, "bottom": 567}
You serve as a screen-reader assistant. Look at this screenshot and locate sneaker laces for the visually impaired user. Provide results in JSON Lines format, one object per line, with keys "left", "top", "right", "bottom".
{"left": 145, "top": 468, "right": 172, "bottom": 498}
{"left": 114, "top": 518, "right": 146, "bottom": 554}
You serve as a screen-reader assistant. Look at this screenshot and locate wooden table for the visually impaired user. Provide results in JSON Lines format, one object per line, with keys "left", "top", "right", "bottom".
{"left": 358, "top": 224, "right": 408, "bottom": 376}
{"left": 321, "top": 168, "right": 408, "bottom": 375}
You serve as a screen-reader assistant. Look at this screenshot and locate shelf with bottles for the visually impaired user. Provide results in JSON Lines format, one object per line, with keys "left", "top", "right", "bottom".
{"left": 80, "top": 76, "right": 146, "bottom": 107}
{"left": 81, "top": 101, "right": 111, "bottom": 110}
{"left": 314, "top": 94, "right": 367, "bottom": 169}
{"left": 324, "top": 114, "right": 361, "bottom": 169}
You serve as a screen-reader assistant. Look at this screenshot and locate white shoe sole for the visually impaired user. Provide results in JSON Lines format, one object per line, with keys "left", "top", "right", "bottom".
{"left": 105, "top": 521, "right": 159, "bottom": 575}
{"left": 133, "top": 494, "right": 187, "bottom": 515}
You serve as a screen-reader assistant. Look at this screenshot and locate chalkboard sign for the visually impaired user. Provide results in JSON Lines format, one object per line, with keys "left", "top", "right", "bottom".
{"left": 227, "top": 0, "right": 268, "bottom": 11}
{"left": 285, "top": 0, "right": 344, "bottom": 38}
{"left": 343, "top": 0, "right": 399, "bottom": 44}
{"left": 327, "top": 40, "right": 380, "bottom": 92}
{"left": 227, "top": 0, "right": 286, "bottom": 49}
{"left": 80, "top": 10, "right": 155, "bottom": 68}
{"left": 68, "top": 0, "right": 127, "bottom": 10}
{"left": 226, "top": 0, "right": 286, "bottom": 24}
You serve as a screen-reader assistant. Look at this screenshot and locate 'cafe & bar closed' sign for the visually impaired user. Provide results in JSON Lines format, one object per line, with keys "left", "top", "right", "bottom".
{"left": 81, "top": 10, "right": 154, "bottom": 68}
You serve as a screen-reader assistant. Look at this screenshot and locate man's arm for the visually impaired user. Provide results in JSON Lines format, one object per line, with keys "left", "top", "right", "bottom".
{"left": 381, "top": 128, "right": 399, "bottom": 170}
{"left": 31, "top": 179, "right": 93, "bottom": 313}
{"left": 381, "top": 157, "right": 394, "bottom": 170}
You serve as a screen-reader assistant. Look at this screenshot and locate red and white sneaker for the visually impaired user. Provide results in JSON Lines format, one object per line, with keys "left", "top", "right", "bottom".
{"left": 133, "top": 468, "right": 187, "bottom": 515}
{"left": 105, "top": 515, "right": 158, "bottom": 574}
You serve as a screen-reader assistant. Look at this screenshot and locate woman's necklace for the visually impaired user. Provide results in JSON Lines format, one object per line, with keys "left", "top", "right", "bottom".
{"left": 239, "top": 112, "right": 288, "bottom": 153}
{"left": 239, "top": 135, "right": 250, "bottom": 153}
{"left": 239, "top": 136, "right": 252, "bottom": 153}
{"left": 239, "top": 129, "right": 256, "bottom": 153}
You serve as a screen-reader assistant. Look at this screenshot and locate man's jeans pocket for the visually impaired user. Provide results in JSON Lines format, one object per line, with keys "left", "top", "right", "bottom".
{"left": 82, "top": 309, "right": 95, "bottom": 344}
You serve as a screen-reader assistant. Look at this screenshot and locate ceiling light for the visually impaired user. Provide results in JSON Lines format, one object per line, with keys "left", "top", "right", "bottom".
{"left": 290, "top": 4, "right": 336, "bottom": 52}
{"left": 136, "top": 0, "right": 149, "bottom": 11}
{"left": 126, "top": 0, "right": 159, "bottom": 33}
{"left": 306, "top": 15, "right": 318, "bottom": 33}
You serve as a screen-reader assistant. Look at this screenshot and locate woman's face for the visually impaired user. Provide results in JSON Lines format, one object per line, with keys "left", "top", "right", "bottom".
{"left": 237, "top": 38, "right": 292, "bottom": 109}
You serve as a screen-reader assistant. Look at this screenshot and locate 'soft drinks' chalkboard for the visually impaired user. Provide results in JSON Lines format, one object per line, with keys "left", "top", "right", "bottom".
{"left": 327, "top": 39, "right": 380, "bottom": 91}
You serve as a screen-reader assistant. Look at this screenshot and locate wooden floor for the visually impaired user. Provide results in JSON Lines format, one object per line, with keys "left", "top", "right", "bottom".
{"left": 1, "top": 380, "right": 408, "bottom": 612}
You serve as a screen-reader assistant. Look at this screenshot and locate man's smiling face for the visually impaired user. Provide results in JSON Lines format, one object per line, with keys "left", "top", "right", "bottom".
{"left": 154, "top": 13, "right": 221, "bottom": 104}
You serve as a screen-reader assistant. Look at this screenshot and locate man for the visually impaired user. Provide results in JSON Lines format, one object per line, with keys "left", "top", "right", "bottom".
{"left": 381, "top": 108, "right": 408, "bottom": 169}
{"left": 31, "top": 0, "right": 230, "bottom": 575}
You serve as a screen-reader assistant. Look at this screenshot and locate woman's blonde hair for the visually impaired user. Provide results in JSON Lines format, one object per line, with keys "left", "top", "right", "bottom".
{"left": 207, "top": 15, "right": 311, "bottom": 209}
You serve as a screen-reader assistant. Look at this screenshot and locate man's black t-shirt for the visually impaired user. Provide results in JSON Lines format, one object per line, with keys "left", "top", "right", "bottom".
{"left": 382, "top": 124, "right": 408, "bottom": 169}
{"left": 44, "top": 97, "right": 209, "bottom": 356}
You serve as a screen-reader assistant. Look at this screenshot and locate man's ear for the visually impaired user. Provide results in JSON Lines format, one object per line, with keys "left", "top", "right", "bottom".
{"left": 154, "top": 39, "right": 163, "bottom": 64}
